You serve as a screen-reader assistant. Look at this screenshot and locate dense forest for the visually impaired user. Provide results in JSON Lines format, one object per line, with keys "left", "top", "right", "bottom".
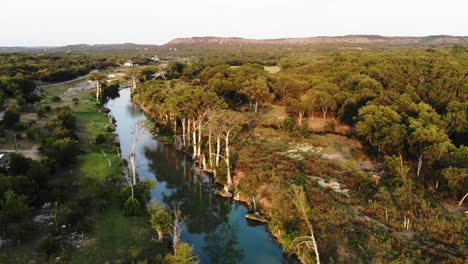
{"left": 132, "top": 45, "right": 467, "bottom": 263}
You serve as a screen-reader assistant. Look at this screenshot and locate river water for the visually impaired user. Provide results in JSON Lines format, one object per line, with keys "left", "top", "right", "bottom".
{"left": 105, "top": 88, "right": 296, "bottom": 264}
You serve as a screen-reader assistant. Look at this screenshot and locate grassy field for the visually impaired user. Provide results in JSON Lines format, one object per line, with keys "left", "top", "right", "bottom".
{"left": 42, "top": 82, "right": 155, "bottom": 262}
{"left": 2, "top": 79, "right": 155, "bottom": 262}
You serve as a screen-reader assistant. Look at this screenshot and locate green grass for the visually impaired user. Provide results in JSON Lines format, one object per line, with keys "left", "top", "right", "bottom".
{"left": 69, "top": 206, "right": 153, "bottom": 263}
{"left": 77, "top": 145, "right": 122, "bottom": 180}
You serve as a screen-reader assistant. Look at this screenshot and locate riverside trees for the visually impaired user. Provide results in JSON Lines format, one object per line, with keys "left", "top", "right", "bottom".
{"left": 132, "top": 46, "right": 467, "bottom": 262}
{"left": 133, "top": 83, "right": 244, "bottom": 192}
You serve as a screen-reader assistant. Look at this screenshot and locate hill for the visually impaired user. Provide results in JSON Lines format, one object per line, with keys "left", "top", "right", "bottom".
{"left": 164, "top": 35, "right": 468, "bottom": 47}
{"left": 0, "top": 43, "right": 159, "bottom": 54}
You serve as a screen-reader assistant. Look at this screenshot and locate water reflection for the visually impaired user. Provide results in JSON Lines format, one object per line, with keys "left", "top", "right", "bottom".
{"left": 106, "top": 88, "right": 295, "bottom": 264}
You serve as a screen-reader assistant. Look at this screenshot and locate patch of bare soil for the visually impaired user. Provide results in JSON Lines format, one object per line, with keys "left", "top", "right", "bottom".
{"left": 309, "top": 176, "right": 350, "bottom": 196}
{"left": 0, "top": 144, "right": 40, "bottom": 160}
{"left": 280, "top": 143, "right": 322, "bottom": 160}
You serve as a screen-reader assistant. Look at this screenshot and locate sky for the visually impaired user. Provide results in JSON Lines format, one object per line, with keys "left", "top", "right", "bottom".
{"left": 1, "top": 0, "right": 467, "bottom": 46}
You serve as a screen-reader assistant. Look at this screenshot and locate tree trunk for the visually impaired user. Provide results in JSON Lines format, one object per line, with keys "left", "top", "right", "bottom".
{"left": 95, "top": 82, "right": 101, "bottom": 103}
{"left": 459, "top": 192, "right": 468, "bottom": 206}
{"left": 157, "top": 227, "right": 164, "bottom": 241}
{"left": 182, "top": 118, "right": 186, "bottom": 146}
{"left": 417, "top": 154, "right": 423, "bottom": 176}
{"left": 298, "top": 111, "right": 304, "bottom": 126}
{"left": 131, "top": 75, "right": 137, "bottom": 92}
{"left": 254, "top": 101, "right": 258, "bottom": 113}
{"left": 174, "top": 117, "right": 177, "bottom": 134}
{"left": 216, "top": 135, "right": 221, "bottom": 167}
{"left": 208, "top": 128, "right": 213, "bottom": 168}
{"left": 225, "top": 132, "right": 232, "bottom": 188}
{"left": 187, "top": 118, "right": 191, "bottom": 145}
{"left": 198, "top": 119, "right": 202, "bottom": 158}
{"left": 130, "top": 154, "right": 136, "bottom": 185}
{"left": 192, "top": 119, "right": 197, "bottom": 158}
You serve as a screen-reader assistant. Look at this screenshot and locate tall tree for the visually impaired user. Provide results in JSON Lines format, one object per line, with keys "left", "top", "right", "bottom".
{"left": 126, "top": 67, "right": 142, "bottom": 93}
{"left": 88, "top": 72, "right": 107, "bottom": 103}
{"left": 356, "top": 105, "right": 406, "bottom": 156}
{"left": 241, "top": 77, "right": 274, "bottom": 113}
{"left": 211, "top": 110, "right": 245, "bottom": 189}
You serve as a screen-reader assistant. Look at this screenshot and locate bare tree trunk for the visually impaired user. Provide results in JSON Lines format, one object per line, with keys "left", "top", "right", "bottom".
{"left": 417, "top": 154, "right": 423, "bottom": 176}
{"left": 298, "top": 111, "right": 304, "bottom": 126}
{"left": 187, "top": 118, "right": 191, "bottom": 145}
{"left": 192, "top": 119, "right": 197, "bottom": 158}
{"left": 131, "top": 75, "right": 137, "bottom": 92}
{"left": 198, "top": 119, "right": 202, "bottom": 157}
{"left": 225, "top": 132, "right": 232, "bottom": 188}
{"left": 216, "top": 135, "right": 221, "bottom": 167}
{"left": 157, "top": 228, "right": 164, "bottom": 241}
{"left": 182, "top": 118, "right": 186, "bottom": 146}
{"left": 95, "top": 82, "right": 101, "bottom": 103}
{"left": 174, "top": 117, "right": 177, "bottom": 134}
{"left": 254, "top": 101, "right": 258, "bottom": 113}
{"left": 459, "top": 192, "right": 468, "bottom": 206}
{"left": 208, "top": 128, "right": 213, "bottom": 168}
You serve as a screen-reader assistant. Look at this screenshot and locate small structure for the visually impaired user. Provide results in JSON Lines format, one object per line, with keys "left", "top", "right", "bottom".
{"left": 123, "top": 60, "right": 134, "bottom": 67}
{"left": 0, "top": 153, "right": 9, "bottom": 171}
{"left": 151, "top": 55, "right": 160, "bottom": 62}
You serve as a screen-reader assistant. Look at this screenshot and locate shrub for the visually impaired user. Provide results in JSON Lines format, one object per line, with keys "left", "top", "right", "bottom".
{"left": 37, "top": 107, "right": 46, "bottom": 118}
{"left": 95, "top": 134, "right": 106, "bottom": 144}
{"left": 72, "top": 98, "right": 79, "bottom": 105}
{"left": 37, "top": 236, "right": 61, "bottom": 258}
{"left": 51, "top": 96, "right": 61, "bottom": 102}
{"left": 280, "top": 117, "right": 296, "bottom": 131}
{"left": 123, "top": 197, "right": 142, "bottom": 216}
{"left": 27, "top": 125, "right": 42, "bottom": 142}
{"left": 324, "top": 121, "right": 336, "bottom": 132}
{"left": 43, "top": 105, "right": 52, "bottom": 112}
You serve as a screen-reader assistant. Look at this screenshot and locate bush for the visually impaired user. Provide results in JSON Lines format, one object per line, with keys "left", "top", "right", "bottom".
{"left": 3, "top": 104, "right": 21, "bottom": 127}
{"left": 37, "top": 107, "right": 46, "bottom": 118}
{"left": 51, "top": 96, "right": 61, "bottom": 102}
{"left": 324, "top": 121, "right": 336, "bottom": 132}
{"left": 43, "top": 105, "right": 52, "bottom": 112}
{"left": 280, "top": 117, "right": 296, "bottom": 131}
{"left": 27, "top": 125, "right": 42, "bottom": 142}
{"left": 95, "top": 134, "right": 106, "bottom": 144}
{"left": 37, "top": 236, "right": 61, "bottom": 258}
{"left": 123, "top": 197, "right": 142, "bottom": 216}
{"left": 72, "top": 98, "right": 79, "bottom": 105}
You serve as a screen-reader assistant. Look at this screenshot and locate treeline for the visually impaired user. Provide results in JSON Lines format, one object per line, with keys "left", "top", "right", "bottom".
{"left": 132, "top": 45, "right": 467, "bottom": 262}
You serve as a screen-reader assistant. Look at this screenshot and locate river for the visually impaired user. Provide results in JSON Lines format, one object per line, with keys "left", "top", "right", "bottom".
{"left": 105, "top": 88, "right": 296, "bottom": 264}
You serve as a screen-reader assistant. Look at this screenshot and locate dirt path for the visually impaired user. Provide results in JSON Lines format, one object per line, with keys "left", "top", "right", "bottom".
{"left": 0, "top": 144, "right": 40, "bottom": 160}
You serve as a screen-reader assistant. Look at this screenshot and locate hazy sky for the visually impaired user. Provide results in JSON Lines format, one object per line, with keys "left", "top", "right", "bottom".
{"left": 1, "top": 0, "right": 467, "bottom": 46}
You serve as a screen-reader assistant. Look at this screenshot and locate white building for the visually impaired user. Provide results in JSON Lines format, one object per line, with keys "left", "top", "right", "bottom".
{"left": 123, "top": 60, "right": 134, "bottom": 67}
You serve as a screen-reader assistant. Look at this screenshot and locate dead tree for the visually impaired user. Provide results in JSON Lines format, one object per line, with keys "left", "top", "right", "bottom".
{"left": 289, "top": 185, "right": 320, "bottom": 264}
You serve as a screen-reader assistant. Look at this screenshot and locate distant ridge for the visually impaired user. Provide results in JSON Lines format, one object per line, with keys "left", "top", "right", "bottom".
{"left": 164, "top": 35, "right": 468, "bottom": 46}
{"left": 0, "top": 43, "right": 159, "bottom": 54}
{"left": 1, "top": 35, "right": 466, "bottom": 54}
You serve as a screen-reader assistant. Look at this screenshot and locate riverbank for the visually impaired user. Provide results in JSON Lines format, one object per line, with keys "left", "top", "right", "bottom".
{"left": 132, "top": 94, "right": 299, "bottom": 263}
